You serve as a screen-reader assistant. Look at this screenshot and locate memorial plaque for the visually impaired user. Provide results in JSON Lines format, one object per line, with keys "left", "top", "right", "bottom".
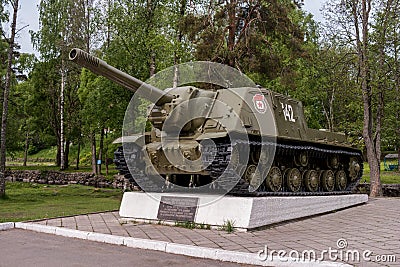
{"left": 157, "top": 196, "right": 199, "bottom": 222}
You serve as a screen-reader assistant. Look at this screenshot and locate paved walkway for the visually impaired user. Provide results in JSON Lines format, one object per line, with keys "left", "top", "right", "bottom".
{"left": 33, "top": 198, "right": 399, "bottom": 266}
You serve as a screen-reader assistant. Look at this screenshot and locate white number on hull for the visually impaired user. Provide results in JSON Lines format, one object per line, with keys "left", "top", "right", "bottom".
{"left": 281, "top": 102, "right": 296, "bottom": 122}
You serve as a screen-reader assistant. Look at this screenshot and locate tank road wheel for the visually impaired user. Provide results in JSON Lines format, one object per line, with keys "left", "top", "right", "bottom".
{"left": 295, "top": 151, "right": 308, "bottom": 167}
{"left": 321, "top": 170, "right": 335, "bottom": 192}
{"left": 349, "top": 157, "right": 361, "bottom": 181}
{"left": 244, "top": 164, "right": 263, "bottom": 189}
{"left": 265, "top": 166, "right": 282, "bottom": 192}
{"left": 244, "top": 164, "right": 256, "bottom": 183}
{"left": 303, "top": 170, "right": 319, "bottom": 192}
{"left": 335, "top": 170, "right": 347, "bottom": 191}
{"left": 286, "top": 168, "right": 302, "bottom": 192}
{"left": 327, "top": 156, "right": 339, "bottom": 169}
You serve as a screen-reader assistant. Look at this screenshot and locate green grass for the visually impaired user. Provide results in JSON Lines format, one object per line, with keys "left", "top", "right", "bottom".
{"left": 0, "top": 182, "right": 123, "bottom": 223}
{"left": 219, "top": 219, "right": 235, "bottom": 233}
{"left": 30, "top": 146, "right": 58, "bottom": 159}
{"left": 362, "top": 162, "right": 400, "bottom": 184}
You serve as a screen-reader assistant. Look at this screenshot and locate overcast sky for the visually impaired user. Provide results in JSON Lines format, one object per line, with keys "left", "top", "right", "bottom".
{"left": 7, "top": 0, "right": 325, "bottom": 56}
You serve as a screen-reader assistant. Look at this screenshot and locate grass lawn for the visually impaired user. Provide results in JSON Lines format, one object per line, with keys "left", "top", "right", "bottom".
{"left": 362, "top": 162, "right": 400, "bottom": 184}
{"left": 0, "top": 182, "right": 123, "bottom": 223}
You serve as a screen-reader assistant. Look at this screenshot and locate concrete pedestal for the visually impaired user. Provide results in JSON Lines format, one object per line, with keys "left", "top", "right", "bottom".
{"left": 119, "top": 192, "right": 368, "bottom": 230}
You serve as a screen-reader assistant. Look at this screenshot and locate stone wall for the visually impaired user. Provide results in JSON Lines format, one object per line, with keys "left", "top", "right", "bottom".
{"left": 5, "top": 170, "right": 130, "bottom": 190}
{"left": 355, "top": 183, "right": 400, "bottom": 197}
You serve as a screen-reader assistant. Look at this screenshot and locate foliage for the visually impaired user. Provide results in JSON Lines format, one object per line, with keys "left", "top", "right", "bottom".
{"left": 182, "top": 0, "right": 307, "bottom": 91}
{"left": 174, "top": 220, "right": 211, "bottom": 230}
{"left": 219, "top": 219, "right": 235, "bottom": 233}
{"left": 174, "top": 220, "right": 196, "bottom": 229}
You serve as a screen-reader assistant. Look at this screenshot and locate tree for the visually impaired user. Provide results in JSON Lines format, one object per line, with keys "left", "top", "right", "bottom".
{"left": 294, "top": 42, "right": 362, "bottom": 136}
{"left": 8, "top": 53, "right": 37, "bottom": 165}
{"left": 323, "top": 0, "right": 385, "bottom": 196}
{"left": 0, "top": 0, "right": 19, "bottom": 197}
{"left": 76, "top": 0, "right": 183, "bottom": 173}
{"left": 182, "top": 0, "right": 306, "bottom": 91}
{"left": 32, "top": 0, "right": 88, "bottom": 169}
{"left": 372, "top": 0, "right": 400, "bottom": 170}
{"left": 353, "top": 0, "right": 384, "bottom": 197}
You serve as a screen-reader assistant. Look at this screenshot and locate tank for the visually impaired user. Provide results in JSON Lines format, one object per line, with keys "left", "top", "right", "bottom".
{"left": 69, "top": 48, "right": 363, "bottom": 196}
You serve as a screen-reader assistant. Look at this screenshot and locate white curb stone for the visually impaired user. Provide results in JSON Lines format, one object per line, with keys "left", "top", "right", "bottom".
{"left": 14, "top": 222, "right": 27, "bottom": 229}
{"left": 165, "top": 243, "right": 218, "bottom": 259}
{"left": 17, "top": 223, "right": 57, "bottom": 235}
{"left": 123, "top": 237, "right": 168, "bottom": 252}
{"left": 87, "top": 232, "right": 125, "bottom": 245}
{"left": 0, "top": 222, "right": 14, "bottom": 231}
{"left": 55, "top": 227, "right": 90, "bottom": 240}
{"left": 216, "top": 249, "right": 266, "bottom": 265}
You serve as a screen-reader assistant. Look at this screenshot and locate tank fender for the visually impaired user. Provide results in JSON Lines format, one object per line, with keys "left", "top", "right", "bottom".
{"left": 112, "top": 135, "right": 144, "bottom": 144}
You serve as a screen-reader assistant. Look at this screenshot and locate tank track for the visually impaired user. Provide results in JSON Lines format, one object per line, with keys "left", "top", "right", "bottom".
{"left": 201, "top": 138, "right": 363, "bottom": 196}
{"left": 114, "top": 138, "right": 363, "bottom": 196}
{"left": 114, "top": 146, "right": 166, "bottom": 192}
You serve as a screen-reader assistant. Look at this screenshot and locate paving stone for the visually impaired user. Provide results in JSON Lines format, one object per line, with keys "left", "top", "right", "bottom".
{"left": 109, "top": 229, "right": 129, "bottom": 236}
{"left": 92, "top": 228, "right": 111, "bottom": 234}
{"left": 46, "top": 219, "right": 62, "bottom": 227}
{"left": 61, "top": 217, "right": 77, "bottom": 229}
{"left": 194, "top": 241, "right": 219, "bottom": 247}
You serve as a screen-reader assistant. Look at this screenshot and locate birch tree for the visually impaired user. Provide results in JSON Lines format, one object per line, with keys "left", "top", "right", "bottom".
{"left": 0, "top": 0, "right": 19, "bottom": 197}
{"left": 32, "top": 0, "right": 87, "bottom": 169}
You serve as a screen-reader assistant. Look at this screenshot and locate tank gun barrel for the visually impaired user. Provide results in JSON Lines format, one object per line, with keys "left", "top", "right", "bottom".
{"left": 69, "top": 48, "right": 174, "bottom": 106}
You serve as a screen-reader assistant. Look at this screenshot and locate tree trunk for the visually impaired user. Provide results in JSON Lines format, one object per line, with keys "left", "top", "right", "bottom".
{"left": 60, "top": 59, "right": 66, "bottom": 171}
{"left": 85, "top": 0, "right": 91, "bottom": 52}
{"left": 172, "top": 0, "right": 186, "bottom": 88}
{"left": 76, "top": 138, "right": 81, "bottom": 170}
{"left": 54, "top": 110, "right": 61, "bottom": 167}
{"left": 398, "top": 147, "right": 400, "bottom": 172}
{"left": 329, "top": 87, "right": 335, "bottom": 131}
{"left": 56, "top": 143, "right": 61, "bottom": 166}
{"left": 64, "top": 138, "right": 70, "bottom": 169}
{"left": 97, "top": 128, "right": 104, "bottom": 174}
{"left": 227, "top": 0, "right": 237, "bottom": 67}
{"left": 0, "top": 0, "right": 19, "bottom": 197}
{"left": 149, "top": 52, "right": 156, "bottom": 77}
{"left": 91, "top": 131, "right": 97, "bottom": 174}
{"left": 23, "top": 130, "right": 29, "bottom": 167}
{"left": 394, "top": 15, "right": 400, "bottom": 172}
{"left": 354, "top": 0, "right": 382, "bottom": 197}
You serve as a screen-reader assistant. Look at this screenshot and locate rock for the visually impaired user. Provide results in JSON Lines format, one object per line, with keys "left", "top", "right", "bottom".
{"left": 354, "top": 183, "right": 400, "bottom": 197}
{"left": 4, "top": 170, "right": 132, "bottom": 190}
